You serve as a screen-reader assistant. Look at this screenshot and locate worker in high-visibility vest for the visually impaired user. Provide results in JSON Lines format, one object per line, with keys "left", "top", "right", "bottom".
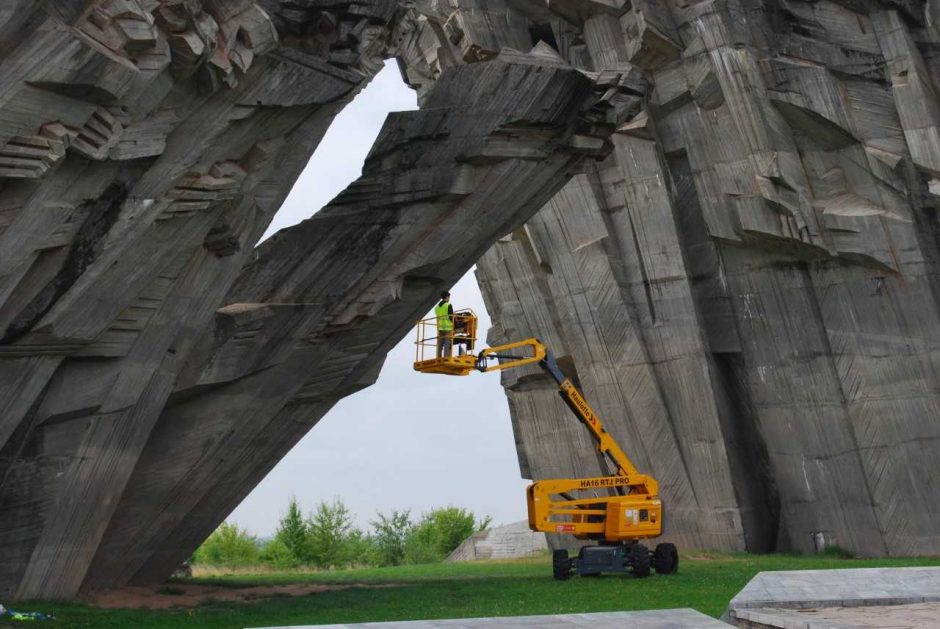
{"left": 435, "top": 291, "right": 454, "bottom": 358}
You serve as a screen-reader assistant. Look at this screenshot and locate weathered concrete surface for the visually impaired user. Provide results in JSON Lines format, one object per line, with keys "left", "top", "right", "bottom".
{"left": 0, "top": 0, "right": 646, "bottom": 601}
{"left": 477, "top": 0, "right": 940, "bottom": 555}
{"left": 722, "top": 567, "right": 940, "bottom": 626}
{"left": 251, "top": 609, "right": 731, "bottom": 628}
{"left": 446, "top": 521, "right": 547, "bottom": 562}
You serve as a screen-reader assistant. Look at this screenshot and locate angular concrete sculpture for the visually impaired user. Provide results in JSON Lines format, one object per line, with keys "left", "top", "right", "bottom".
{"left": 3, "top": 0, "right": 940, "bottom": 604}
{"left": 0, "top": 0, "right": 646, "bottom": 601}
{"left": 477, "top": 0, "right": 940, "bottom": 556}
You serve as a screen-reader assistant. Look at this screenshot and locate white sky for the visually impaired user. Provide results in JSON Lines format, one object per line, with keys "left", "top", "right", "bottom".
{"left": 227, "top": 61, "right": 529, "bottom": 536}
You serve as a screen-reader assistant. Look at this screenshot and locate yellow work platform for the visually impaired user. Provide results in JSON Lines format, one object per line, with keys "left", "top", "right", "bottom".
{"left": 413, "top": 308, "right": 479, "bottom": 375}
{"left": 413, "top": 355, "right": 478, "bottom": 375}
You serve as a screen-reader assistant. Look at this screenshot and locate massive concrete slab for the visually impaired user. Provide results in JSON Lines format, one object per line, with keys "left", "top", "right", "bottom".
{"left": 476, "top": 0, "right": 940, "bottom": 556}
{"left": 252, "top": 609, "right": 729, "bottom": 629}
{"left": 0, "top": 0, "right": 646, "bottom": 601}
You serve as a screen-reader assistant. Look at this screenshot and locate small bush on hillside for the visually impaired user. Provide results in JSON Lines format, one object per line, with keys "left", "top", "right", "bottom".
{"left": 193, "top": 522, "right": 260, "bottom": 567}
{"left": 428, "top": 507, "right": 491, "bottom": 556}
{"left": 403, "top": 507, "right": 491, "bottom": 564}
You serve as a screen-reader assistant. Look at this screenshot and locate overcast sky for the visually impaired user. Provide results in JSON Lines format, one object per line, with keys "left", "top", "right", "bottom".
{"left": 226, "top": 61, "right": 529, "bottom": 537}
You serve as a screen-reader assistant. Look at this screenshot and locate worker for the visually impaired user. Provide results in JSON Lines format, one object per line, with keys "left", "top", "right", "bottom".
{"left": 435, "top": 291, "right": 454, "bottom": 358}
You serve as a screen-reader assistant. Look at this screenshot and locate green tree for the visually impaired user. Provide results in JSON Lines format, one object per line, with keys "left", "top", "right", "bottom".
{"left": 306, "top": 498, "right": 356, "bottom": 568}
{"left": 192, "top": 522, "right": 260, "bottom": 567}
{"left": 274, "top": 496, "right": 309, "bottom": 566}
{"left": 371, "top": 510, "right": 412, "bottom": 566}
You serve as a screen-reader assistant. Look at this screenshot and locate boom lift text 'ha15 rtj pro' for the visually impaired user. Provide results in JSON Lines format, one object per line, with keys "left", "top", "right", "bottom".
{"left": 413, "top": 309, "right": 678, "bottom": 580}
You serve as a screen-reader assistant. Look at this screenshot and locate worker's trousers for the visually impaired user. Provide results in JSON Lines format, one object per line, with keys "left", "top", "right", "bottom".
{"left": 437, "top": 332, "right": 453, "bottom": 358}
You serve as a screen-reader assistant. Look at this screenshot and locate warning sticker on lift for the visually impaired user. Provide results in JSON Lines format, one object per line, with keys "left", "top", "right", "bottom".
{"left": 555, "top": 524, "right": 576, "bottom": 533}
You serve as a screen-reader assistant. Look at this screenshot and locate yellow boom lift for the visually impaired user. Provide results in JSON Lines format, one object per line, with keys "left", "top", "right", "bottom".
{"left": 414, "top": 310, "right": 678, "bottom": 579}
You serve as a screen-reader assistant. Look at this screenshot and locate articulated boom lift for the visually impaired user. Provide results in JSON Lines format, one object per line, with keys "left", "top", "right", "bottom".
{"left": 414, "top": 312, "right": 678, "bottom": 579}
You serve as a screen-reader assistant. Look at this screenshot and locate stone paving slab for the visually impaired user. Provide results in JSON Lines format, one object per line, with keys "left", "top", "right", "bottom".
{"left": 722, "top": 568, "right": 940, "bottom": 625}
{"left": 734, "top": 602, "right": 940, "bottom": 628}
{"left": 249, "top": 608, "right": 730, "bottom": 628}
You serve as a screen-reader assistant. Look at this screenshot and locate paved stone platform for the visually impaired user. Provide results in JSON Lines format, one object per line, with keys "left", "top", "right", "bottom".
{"left": 722, "top": 567, "right": 940, "bottom": 627}
{"left": 734, "top": 602, "right": 940, "bottom": 628}
{"left": 251, "top": 609, "right": 729, "bottom": 628}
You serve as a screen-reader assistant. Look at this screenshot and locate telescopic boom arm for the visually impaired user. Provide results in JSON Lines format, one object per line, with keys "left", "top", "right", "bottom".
{"left": 475, "top": 338, "right": 645, "bottom": 487}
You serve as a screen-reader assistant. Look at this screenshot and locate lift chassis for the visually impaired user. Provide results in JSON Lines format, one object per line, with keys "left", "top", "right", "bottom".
{"left": 414, "top": 319, "right": 678, "bottom": 580}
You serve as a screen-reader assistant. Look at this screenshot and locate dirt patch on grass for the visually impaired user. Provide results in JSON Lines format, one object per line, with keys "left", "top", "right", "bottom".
{"left": 82, "top": 582, "right": 398, "bottom": 609}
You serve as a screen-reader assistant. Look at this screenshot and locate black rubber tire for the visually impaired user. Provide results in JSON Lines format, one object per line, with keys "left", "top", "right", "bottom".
{"left": 653, "top": 542, "right": 679, "bottom": 575}
{"left": 552, "top": 549, "right": 571, "bottom": 580}
{"left": 629, "top": 542, "right": 651, "bottom": 578}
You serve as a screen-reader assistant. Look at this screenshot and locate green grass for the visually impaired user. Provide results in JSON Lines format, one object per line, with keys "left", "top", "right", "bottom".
{"left": 10, "top": 552, "right": 940, "bottom": 629}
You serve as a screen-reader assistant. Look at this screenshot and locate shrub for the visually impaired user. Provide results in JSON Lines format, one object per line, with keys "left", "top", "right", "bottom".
{"left": 274, "top": 497, "right": 309, "bottom": 566}
{"left": 260, "top": 537, "right": 295, "bottom": 568}
{"left": 371, "top": 510, "right": 412, "bottom": 567}
{"left": 343, "top": 528, "right": 376, "bottom": 567}
{"left": 193, "top": 522, "right": 261, "bottom": 567}
{"left": 306, "top": 498, "right": 359, "bottom": 568}
{"left": 403, "top": 507, "right": 490, "bottom": 564}
{"left": 403, "top": 519, "right": 443, "bottom": 564}
{"left": 427, "top": 507, "right": 489, "bottom": 556}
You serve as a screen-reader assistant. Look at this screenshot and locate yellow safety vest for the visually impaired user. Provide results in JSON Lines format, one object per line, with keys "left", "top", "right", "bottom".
{"left": 435, "top": 302, "right": 453, "bottom": 332}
